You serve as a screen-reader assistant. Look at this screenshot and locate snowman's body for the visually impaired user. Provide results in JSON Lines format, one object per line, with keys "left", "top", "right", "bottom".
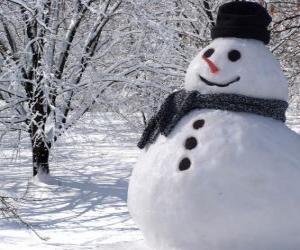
{"left": 128, "top": 35, "right": 300, "bottom": 249}
{"left": 129, "top": 109, "right": 300, "bottom": 250}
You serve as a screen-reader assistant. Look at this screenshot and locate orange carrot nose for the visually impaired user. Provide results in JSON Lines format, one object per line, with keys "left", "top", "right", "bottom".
{"left": 202, "top": 56, "right": 219, "bottom": 74}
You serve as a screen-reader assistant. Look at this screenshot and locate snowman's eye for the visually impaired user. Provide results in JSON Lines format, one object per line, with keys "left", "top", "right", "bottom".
{"left": 228, "top": 50, "right": 241, "bottom": 62}
{"left": 203, "top": 48, "right": 214, "bottom": 58}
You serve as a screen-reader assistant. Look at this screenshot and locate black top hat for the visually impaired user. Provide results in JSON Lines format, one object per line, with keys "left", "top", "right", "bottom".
{"left": 211, "top": 1, "right": 272, "bottom": 44}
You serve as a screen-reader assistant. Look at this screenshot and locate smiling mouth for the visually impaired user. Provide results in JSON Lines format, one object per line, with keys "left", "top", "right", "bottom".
{"left": 199, "top": 75, "right": 240, "bottom": 87}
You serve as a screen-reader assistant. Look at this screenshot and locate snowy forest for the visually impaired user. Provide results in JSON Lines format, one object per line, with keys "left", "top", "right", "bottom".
{"left": 0, "top": 0, "right": 300, "bottom": 249}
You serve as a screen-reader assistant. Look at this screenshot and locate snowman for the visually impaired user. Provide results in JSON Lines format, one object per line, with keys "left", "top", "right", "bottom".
{"left": 128, "top": 2, "right": 300, "bottom": 250}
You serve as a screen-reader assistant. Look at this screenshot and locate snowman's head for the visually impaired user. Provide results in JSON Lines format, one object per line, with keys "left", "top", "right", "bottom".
{"left": 185, "top": 1, "right": 288, "bottom": 101}
{"left": 184, "top": 38, "right": 288, "bottom": 101}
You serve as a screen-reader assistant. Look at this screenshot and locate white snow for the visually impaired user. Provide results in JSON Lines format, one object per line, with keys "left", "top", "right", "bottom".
{"left": 0, "top": 113, "right": 146, "bottom": 250}
{"left": 1, "top": 112, "right": 300, "bottom": 250}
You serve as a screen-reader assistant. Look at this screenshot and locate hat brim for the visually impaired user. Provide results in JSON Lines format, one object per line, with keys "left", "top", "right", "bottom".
{"left": 211, "top": 26, "right": 270, "bottom": 44}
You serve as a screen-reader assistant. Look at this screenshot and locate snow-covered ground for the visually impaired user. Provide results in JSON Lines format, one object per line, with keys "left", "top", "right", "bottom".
{"left": 0, "top": 113, "right": 148, "bottom": 250}
{"left": 0, "top": 112, "right": 299, "bottom": 250}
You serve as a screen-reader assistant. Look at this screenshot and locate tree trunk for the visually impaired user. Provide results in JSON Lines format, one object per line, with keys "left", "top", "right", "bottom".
{"left": 32, "top": 137, "right": 50, "bottom": 176}
{"left": 30, "top": 94, "right": 51, "bottom": 176}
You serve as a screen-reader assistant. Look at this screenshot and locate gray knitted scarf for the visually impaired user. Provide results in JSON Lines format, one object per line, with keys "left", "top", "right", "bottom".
{"left": 138, "top": 89, "right": 288, "bottom": 149}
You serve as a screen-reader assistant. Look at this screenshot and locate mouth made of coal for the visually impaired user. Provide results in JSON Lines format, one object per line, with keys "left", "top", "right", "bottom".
{"left": 199, "top": 75, "right": 240, "bottom": 87}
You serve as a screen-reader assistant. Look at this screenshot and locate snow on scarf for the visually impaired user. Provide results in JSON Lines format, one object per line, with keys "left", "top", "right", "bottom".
{"left": 138, "top": 89, "right": 288, "bottom": 149}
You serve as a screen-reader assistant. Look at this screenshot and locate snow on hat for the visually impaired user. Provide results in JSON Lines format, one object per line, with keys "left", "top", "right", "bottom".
{"left": 211, "top": 1, "right": 272, "bottom": 44}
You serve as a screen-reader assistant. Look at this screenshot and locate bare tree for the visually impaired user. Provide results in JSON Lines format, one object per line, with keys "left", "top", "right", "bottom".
{"left": 126, "top": 0, "right": 223, "bottom": 118}
{"left": 0, "top": 0, "right": 142, "bottom": 176}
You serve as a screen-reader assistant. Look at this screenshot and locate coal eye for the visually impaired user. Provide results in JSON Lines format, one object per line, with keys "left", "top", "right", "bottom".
{"left": 228, "top": 50, "right": 241, "bottom": 62}
{"left": 203, "top": 48, "right": 215, "bottom": 58}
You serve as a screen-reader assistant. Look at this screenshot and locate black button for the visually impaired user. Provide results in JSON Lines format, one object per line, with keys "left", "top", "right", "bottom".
{"left": 179, "top": 157, "right": 191, "bottom": 171}
{"left": 193, "top": 119, "right": 205, "bottom": 129}
{"left": 185, "top": 137, "right": 197, "bottom": 150}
